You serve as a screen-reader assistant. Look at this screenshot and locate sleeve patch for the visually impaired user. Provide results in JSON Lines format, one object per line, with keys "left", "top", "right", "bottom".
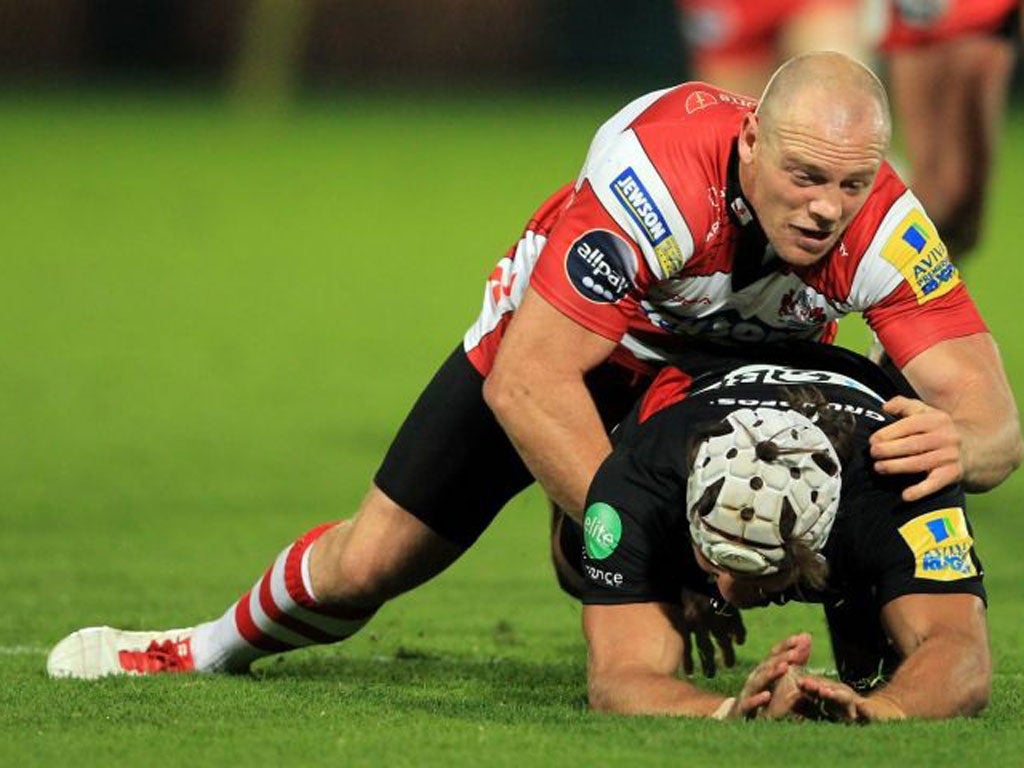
{"left": 564, "top": 229, "right": 637, "bottom": 303}
{"left": 880, "top": 209, "right": 960, "bottom": 305}
{"left": 898, "top": 508, "right": 977, "bottom": 582}
{"left": 610, "top": 167, "right": 685, "bottom": 275}
{"left": 584, "top": 502, "right": 624, "bottom": 560}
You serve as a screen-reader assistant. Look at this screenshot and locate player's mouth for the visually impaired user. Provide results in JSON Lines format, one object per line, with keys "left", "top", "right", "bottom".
{"left": 791, "top": 224, "right": 834, "bottom": 252}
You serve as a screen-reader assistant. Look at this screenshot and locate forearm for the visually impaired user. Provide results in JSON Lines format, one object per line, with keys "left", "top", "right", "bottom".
{"left": 589, "top": 668, "right": 728, "bottom": 717}
{"left": 958, "top": 412, "right": 1022, "bottom": 492}
{"left": 901, "top": 334, "right": 1022, "bottom": 493}
{"left": 486, "top": 374, "right": 610, "bottom": 520}
{"left": 868, "top": 633, "right": 990, "bottom": 719}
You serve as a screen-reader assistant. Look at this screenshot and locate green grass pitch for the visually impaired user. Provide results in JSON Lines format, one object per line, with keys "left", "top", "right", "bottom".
{"left": 1, "top": 90, "right": 1023, "bottom": 766}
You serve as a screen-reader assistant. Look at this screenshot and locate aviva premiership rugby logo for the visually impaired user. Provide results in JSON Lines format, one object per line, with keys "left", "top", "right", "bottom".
{"left": 881, "top": 209, "right": 960, "bottom": 304}
{"left": 611, "top": 168, "right": 685, "bottom": 276}
{"left": 584, "top": 502, "right": 622, "bottom": 560}
{"left": 898, "top": 508, "right": 977, "bottom": 582}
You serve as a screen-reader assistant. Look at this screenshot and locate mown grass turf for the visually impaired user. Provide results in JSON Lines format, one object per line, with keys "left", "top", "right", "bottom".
{"left": 1, "top": 90, "right": 1023, "bottom": 767}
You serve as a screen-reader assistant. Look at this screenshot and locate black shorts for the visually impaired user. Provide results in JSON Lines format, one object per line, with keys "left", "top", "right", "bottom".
{"left": 374, "top": 344, "right": 649, "bottom": 549}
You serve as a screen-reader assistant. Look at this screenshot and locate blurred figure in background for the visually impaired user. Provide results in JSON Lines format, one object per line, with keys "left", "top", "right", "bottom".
{"left": 871, "top": 0, "right": 1020, "bottom": 258}
{"left": 677, "top": 0, "right": 868, "bottom": 97}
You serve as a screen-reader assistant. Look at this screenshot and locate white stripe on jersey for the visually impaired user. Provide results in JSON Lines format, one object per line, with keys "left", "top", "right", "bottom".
{"left": 463, "top": 231, "right": 546, "bottom": 354}
{"left": 576, "top": 87, "right": 674, "bottom": 185}
{"left": 847, "top": 189, "right": 927, "bottom": 310}
{"left": 584, "top": 129, "right": 696, "bottom": 281}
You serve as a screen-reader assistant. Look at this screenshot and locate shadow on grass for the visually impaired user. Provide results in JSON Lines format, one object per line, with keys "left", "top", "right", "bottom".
{"left": 191, "top": 643, "right": 612, "bottom": 726}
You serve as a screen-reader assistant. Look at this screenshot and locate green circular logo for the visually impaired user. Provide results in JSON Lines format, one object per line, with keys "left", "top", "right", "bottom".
{"left": 584, "top": 502, "right": 622, "bottom": 560}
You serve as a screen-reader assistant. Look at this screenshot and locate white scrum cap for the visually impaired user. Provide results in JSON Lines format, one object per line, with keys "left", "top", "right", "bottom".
{"left": 687, "top": 407, "right": 841, "bottom": 576}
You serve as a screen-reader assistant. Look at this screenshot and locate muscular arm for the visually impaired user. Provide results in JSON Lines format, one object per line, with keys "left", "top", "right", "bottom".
{"left": 583, "top": 602, "right": 727, "bottom": 716}
{"left": 872, "top": 333, "right": 1022, "bottom": 499}
{"left": 877, "top": 593, "right": 991, "bottom": 718}
{"left": 483, "top": 287, "right": 619, "bottom": 521}
{"left": 799, "top": 593, "right": 990, "bottom": 720}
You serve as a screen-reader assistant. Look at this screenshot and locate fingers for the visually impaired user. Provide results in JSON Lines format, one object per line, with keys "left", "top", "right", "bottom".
{"left": 696, "top": 628, "right": 717, "bottom": 678}
{"left": 870, "top": 398, "right": 963, "bottom": 499}
{"left": 713, "top": 626, "right": 737, "bottom": 668}
{"left": 736, "top": 689, "right": 772, "bottom": 717}
{"left": 797, "top": 677, "right": 862, "bottom": 722}
{"left": 767, "top": 633, "right": 812, "bottom": 665}
{"left": 681, "top": 633, "right": 695, "bottom": 677}
{"left": 898, "top": 465, "right": 963, "bottom": 502}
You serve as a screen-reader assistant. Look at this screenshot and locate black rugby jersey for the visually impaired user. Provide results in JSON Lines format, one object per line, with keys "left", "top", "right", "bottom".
{"left": 578, "top": 342, "right": 986, "bottom": 610}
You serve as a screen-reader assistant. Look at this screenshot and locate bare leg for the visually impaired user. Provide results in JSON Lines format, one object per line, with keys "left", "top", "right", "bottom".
{"left": 310, "top": 485, "right": 465, "bottom": 610}
{"left": 780, "top": 0, "right": 870, "bottom": 64}
{"left": 889, "top": 36, "right": 1015, "bottom": 257}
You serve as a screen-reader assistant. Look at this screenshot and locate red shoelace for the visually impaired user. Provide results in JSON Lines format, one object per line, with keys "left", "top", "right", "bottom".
{"left": 118, "top": 639, "right": 195, "bottom": 674}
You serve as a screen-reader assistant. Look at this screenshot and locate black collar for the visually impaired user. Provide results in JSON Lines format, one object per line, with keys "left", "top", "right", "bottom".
{"left": 726, "top": 140, "right": 757, "bottom": 228}
{"left": 726, "top": 140, "right": 782, "bottom": 290}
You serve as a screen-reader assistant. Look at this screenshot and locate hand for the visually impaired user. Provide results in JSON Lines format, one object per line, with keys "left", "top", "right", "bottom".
{"left": 797, "top": 676, "right": 907, "bottom": 723}
{"left": 677, "top": 589, "right": 746, "bottom": 678}
{"left": 724, "top": 633, "right": 813, "bottom": 719}
{"left": 870, "top": 396, "right": 963, "bottom": 501}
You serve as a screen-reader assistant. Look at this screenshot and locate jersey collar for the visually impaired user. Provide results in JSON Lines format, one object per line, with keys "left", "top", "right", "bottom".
{"left": 726, "top": 141, "right": 782, "bottom": 290}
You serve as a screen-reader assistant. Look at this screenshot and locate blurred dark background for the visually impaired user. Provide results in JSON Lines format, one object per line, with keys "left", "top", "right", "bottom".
{"left": 0, "top": 0, "right": 687, "bottom": 93}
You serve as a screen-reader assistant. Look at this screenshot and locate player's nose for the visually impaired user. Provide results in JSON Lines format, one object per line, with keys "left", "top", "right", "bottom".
{"left": 807, "top": 188, "right": 842, "bottom": 226}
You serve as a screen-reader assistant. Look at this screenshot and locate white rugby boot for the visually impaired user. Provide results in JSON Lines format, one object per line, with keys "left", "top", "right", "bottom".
{"left": 47, "top": 626, "right": 196, "bottom": 679}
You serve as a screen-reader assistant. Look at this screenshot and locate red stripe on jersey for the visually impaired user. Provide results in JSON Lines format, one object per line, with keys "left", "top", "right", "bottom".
{"left": 233, "top": 590, "right": 291, "bottom": 653}
{"left": 883, "top": 0, "right": 1017, "bottom": 50}
{"left": 820, "top": 320, "right": 838, "bottom": 345}
{"left": 526, "top": 182, "right": 576, "bottom": 237}
{"left": 466, "top": 313, "right": 512, "bottom": 377}
{"left": 870, "top": 283, "right": 987, "bottom": 367}
{"left": 638, "top": 367, "right": 694, "bottom": 423}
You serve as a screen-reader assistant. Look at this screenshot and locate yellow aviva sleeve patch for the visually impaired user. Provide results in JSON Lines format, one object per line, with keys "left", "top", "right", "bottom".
{"left": 880, "top": 208, "right": 960, "bottom": 304}
{"left": 898, "top": 508, "right": 977, "bottom": 582}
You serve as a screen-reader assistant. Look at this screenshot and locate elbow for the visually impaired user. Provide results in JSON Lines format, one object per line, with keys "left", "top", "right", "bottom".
{"left": 481, "top": 368, "right": 520, "bottom": 425}
{"left": 956, "top": 673, "right": 991, "bottom": 718}
{"left": 586, "top": 678, "right": 621, "bottom": 714}
{"left": 1010, "top": 431, "right": 1024, "bottom": 475}
{"left": 961, "top": 652, "right": 992, "bottom": 718}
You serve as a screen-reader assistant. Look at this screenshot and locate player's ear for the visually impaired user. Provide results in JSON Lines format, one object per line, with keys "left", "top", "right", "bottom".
{"left": 737, "top": 114, "right": 759, "bottom": 163}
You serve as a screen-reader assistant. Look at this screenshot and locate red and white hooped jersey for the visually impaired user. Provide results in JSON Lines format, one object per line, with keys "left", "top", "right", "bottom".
{"left": 463, "top": 82, "right": 985, "bottom": 377}
{"left": 877, "top": 0, "right": 1018, "bottom": 51}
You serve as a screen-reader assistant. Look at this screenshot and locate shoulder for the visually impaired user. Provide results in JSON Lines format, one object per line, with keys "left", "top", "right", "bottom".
{"left": 579, "top": 83, "right": 751, "bottom": 281}
{"left": 826, "top": 165, "right": 961, "bottom": 309}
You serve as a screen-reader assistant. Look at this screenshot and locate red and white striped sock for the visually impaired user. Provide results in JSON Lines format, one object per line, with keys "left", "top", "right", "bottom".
{"left": 191, "top": 522, "right": 373, "bottom": 672}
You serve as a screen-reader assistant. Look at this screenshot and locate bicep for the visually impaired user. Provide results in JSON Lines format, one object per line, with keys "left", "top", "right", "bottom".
{"left": 489, "top": 286, "right": 620, "bottom": 385}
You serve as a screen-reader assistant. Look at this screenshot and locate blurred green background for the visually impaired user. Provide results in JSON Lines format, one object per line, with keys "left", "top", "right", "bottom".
{"left": 1, "top": 2, "right": 1023, "bottom": 766}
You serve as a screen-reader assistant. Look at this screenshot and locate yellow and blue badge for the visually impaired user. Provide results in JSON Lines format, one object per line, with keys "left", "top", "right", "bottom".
{"left": 898, "top": 508, "right": 977, "bottom": 582}
{"left": 881, "top": 208, "right": 960, "bottom": 304}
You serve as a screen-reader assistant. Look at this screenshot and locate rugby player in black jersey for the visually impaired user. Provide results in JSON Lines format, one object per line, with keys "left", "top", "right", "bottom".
{"left": 553, "top": 342, "right": 990, "bottom": 721}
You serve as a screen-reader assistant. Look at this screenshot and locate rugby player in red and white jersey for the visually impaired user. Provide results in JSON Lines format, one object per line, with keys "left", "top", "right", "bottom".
{"left": 876, "top": 0, "right": 1019, "bottom": 255}
{"left": 47, "top": 53, "right": 1020, "bottom": 683}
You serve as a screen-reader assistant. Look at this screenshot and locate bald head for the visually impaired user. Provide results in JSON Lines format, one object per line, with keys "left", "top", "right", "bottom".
{"left": 757, "top": 52, "right": 891, "bottom": 151}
